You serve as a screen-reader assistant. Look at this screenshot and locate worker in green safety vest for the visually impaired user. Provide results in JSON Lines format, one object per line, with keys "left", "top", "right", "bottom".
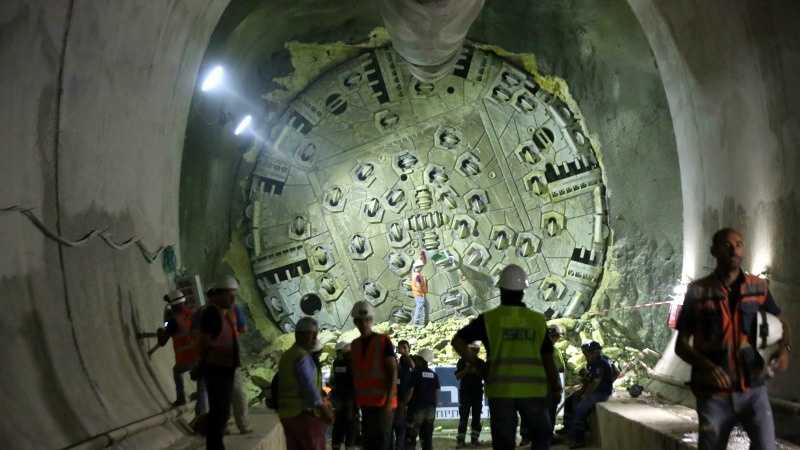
{"left": 277, "top": 317, "right": 334, "bottom": 450}
{"left": 452, "top": 264, "right": 562, "bottom": 450}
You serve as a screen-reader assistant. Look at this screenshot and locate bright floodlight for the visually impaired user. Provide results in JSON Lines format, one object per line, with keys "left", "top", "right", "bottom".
{"left": 234, "top": 115, "right": 253, "bottom": 136}
{"left": 201, "top": 66, "right": 224, "bottom": 92}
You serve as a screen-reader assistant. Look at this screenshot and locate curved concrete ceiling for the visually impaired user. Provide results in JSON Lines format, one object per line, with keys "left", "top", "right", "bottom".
{"left": 2, "top": 1, "right": 798, "bottom": 448}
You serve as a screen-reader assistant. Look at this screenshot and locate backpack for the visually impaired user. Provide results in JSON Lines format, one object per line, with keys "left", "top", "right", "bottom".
{"left": 265, "top": 373, "right": 279, "bottom": 410}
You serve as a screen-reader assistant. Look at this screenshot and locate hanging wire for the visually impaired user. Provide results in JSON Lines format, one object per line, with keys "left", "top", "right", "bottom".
{"left": 1, "top": 205, "right": 169, "bottom": 264}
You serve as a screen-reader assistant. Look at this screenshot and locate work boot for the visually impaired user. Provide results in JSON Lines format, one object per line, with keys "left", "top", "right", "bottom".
{"left": 456, "top": 440, "right": 467, "bottom": 448}
{"left": 518, "top": 439, "right": 531, "bottom": 447}
{"left": 470, "top": 439, "right": 481, "bottom": 448}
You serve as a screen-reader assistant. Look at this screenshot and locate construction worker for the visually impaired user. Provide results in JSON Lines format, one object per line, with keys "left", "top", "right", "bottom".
{"left": 410, "top": 259, "right": 429, "bottom": 327}
{"left": 394, "top": 339, "right": 416, "bottom": 450}
{"left": 405, "top": 349, "right": 440, "bottom": 450}
{"left": 452, "top": 264, "right": 562, "bottom": 450}
{"left": 331, "top": 341, "right": 358, "bottom": 450}
{"left": 455, "top": 341, "right": 485, "bottom": 448}
{"left": 277, "top": 317, "right": 333, "bottom": 450}
{"left": 675, "top": 228, "right": 792, "bottom": 450}
{"left": 150, "top": 289, "right": 199, "bottom": 407}
{"left": 547, "top": 326, "right": 566, "bottom": 435}
{"left": 561, "top": 341, "right": 613, "bottom": 448}
{"left": 230, "top": 303, "right": 252, "bottom": 434}
{"left": 350, "top": 300, "right": 398, "bottom": 450}
{"left": 196, "top": 275, "right": 241, "bottom": 450}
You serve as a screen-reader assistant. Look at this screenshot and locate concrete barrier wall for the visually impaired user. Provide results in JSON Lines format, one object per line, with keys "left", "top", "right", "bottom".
{"left": 0, "top": 1, "right": 227, "bottom": 448}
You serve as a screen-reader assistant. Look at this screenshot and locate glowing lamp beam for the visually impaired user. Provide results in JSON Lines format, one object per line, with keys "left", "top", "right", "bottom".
{"left": 201, "top": 66, "right": 224, "bottom": 92}
{"left": 234, "top": 115, "right": 253, "bottom": 136}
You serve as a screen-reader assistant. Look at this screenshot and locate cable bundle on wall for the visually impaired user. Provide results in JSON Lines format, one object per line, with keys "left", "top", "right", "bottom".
{"left": 1, "top": 205, "right": 170, "bottom": 264}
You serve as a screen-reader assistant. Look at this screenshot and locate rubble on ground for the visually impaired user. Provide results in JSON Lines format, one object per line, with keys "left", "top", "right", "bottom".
{"left": 240, "top": 314, "right": 661, "bottom": 404}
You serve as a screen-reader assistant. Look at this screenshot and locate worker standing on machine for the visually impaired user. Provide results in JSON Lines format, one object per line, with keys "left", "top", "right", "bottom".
{"left": 410, "top": 257, "right": 429, "bottom": 327}
{"left": 452, "top": 264, "right": 562, "bottom": 450}
{"left": 151, "top": 289, "right": 199, "bottom": 407}
{"left": 350, "top": 300, "right": 398, "bottom": 450}
{"left": 675, "top": 228, "right": 792, "bottom": 450}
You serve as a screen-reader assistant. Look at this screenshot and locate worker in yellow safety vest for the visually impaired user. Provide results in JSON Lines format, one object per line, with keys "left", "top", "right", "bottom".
{"left": 277, "top": 317, "right": 334, "bottom": 450}
{"left": 452, "top": 264, "right": 562, "bottom": 450}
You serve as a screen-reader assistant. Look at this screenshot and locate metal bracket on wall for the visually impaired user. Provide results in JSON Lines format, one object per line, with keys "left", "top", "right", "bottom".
{"left": 1, "top": 205, "right": 170, "bottom": 264}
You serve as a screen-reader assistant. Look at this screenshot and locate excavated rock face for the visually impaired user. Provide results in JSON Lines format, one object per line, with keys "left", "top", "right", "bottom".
{"left": 241, "top": 314, "right": 660, "bottom": 404}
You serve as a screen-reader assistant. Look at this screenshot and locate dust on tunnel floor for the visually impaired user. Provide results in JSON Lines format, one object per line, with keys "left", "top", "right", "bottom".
{"left": 170, "top": 408, "right": 597, "bottom": 450}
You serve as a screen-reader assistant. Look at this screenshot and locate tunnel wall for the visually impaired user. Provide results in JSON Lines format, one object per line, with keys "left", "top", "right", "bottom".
{"left": 629, "top": 0, "right": 800, "bottom": 400}
{"left": 0, "top": 1, "right": 227, "bottom": 448}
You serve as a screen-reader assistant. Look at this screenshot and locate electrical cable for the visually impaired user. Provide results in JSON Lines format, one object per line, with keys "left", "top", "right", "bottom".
{"left": 1, "top": 205, "right": 169, "bottom": 264}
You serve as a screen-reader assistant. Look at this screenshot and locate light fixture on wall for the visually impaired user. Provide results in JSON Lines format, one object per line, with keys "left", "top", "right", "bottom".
{"left": 234, "top": 115, "right": 253, "bottom": 136}
{"left": 201, "top": 65, "right": 225, "bottom": 92}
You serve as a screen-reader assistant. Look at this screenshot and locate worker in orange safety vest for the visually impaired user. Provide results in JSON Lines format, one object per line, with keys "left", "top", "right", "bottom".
{"left": 151, "top": 289, "right": 199, "bottom": 407}
{"left": 350, "top": 300, "right": 398, "bottom": 450}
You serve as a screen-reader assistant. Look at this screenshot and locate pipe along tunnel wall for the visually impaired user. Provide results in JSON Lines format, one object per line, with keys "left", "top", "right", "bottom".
{"left": 1, "top": 1, "right": 799, "bottom": 448}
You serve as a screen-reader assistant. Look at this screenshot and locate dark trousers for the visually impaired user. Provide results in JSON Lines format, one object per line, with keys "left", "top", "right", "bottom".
{"left": 281, "top": 413, "right": 328, "bottom": 450}
{"left": 392, "top": 404, "right": 407, "bottom": 450}
{"left": 205, "top": 366, "right": 235, "bottom": 450}
{"left": 332, "top": 399, "right": 358, "bottom": 448}
{"left": 173, "top": 366, "right": 191, "bottom": 403}
{"left": 696, "top": 385, "right": 776, "bottom": 450}
{"left": 361, "top": 406, "right": 394, "bottom": 450}
{"left": 565, "top": 391, "right": 609, "bottom": 442}
{"left": 488, "top": 398, "right": 551, "bottom": 450}
{"left": 458, "top": 393, "right": 483, "bottom": 443}
{"left": 408, "top": 406, "right": 436, "bottom": 450}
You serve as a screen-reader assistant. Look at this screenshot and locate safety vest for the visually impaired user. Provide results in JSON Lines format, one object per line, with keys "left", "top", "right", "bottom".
{"left": 351, "top": 334, "right": 398, "bottom": 408}
{"left": 277, "top": 344, "right": 321, "bottom": 418}
{"left": 484, "top": 305, "right": 548, "bottom": 399}
{"left": 172, "top": 306, "right": 197, "bottom": 369}
{"left": 204, "top": 305, "right": 239, "bottom": 368}
{"left": 684, "top": 273, "right": 769, "bottom": 392}
{"left": 411, "top": 273, "right": 428, "bottom": 297}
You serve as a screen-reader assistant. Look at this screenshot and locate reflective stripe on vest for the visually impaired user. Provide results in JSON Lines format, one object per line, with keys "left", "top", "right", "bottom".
{"left": 205, "top": 306, "right": 238, "bottom": 367}
{"left": 686, "top": 273, "right": 769, "bottom": 392}
{"left": 172, "top": 307, "right": 197, "bottom": 368}
{"left": 277, "top": 344, "right": 321, "bottom": 418}
{"left": 484, "top": 305, "right": 548, "bottom": 399}
{"left": 351, "top": 334, "right": 398, "bottom": 408}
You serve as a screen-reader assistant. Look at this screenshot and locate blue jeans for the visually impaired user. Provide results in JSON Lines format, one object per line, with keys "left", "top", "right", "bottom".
{"left": 696, "top": 385, "right": 775, "bottom": 450}
{"left": 412, "top": 296, "right": 428, "bottom": 326}
{"left": 568, "top": 391, "right": 609, "bottom": 442}
{"left": 488, "top": 397, "right": 551, "bottom": 450}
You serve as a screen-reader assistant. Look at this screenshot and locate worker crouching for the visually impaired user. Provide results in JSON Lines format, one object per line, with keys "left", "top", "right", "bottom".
{"left": 452, "top": 264, "right": 562, "bottom": 450}
{"left": 277, "top": 317, "right": 334, "bottom": 450}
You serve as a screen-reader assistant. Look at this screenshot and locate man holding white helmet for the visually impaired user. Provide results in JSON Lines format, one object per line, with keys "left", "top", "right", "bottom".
{"left": 411, "top": 258, "right": 429, "bottom": 327}
{"left": 452, "top": 264, "right": 562, "bottom": 450}
{"left": 350, "top": 300, "right": 398, "bottom": 450}
{"left": 675, "top": 228, "right": 792, "bottom": 450}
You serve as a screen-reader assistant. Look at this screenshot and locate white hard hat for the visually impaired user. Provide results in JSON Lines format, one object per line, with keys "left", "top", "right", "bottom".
{"left": 212, "top": 275, "right": 240, "bottom": 291}
{"left": 413, "top": 259, "right": 425, "bottom": 268}
{"left": 418, "top": 348, "right": 435, "bottom": 365}
{"left": 497, "top": 264, "right": 528, "bottom": 291}
{"left": 167, "top": 289, "right": 186, "bottom": 303}
{"left": 351, "top": 300, "right": 375, "bottom": 321}
{"left": 756, "top": 311, "right": 784, "bottom": 362}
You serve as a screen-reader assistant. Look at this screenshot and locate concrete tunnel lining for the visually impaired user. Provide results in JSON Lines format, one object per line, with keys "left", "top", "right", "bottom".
{"left": 2, "top": 1, "right": 800, "bottom": 449}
